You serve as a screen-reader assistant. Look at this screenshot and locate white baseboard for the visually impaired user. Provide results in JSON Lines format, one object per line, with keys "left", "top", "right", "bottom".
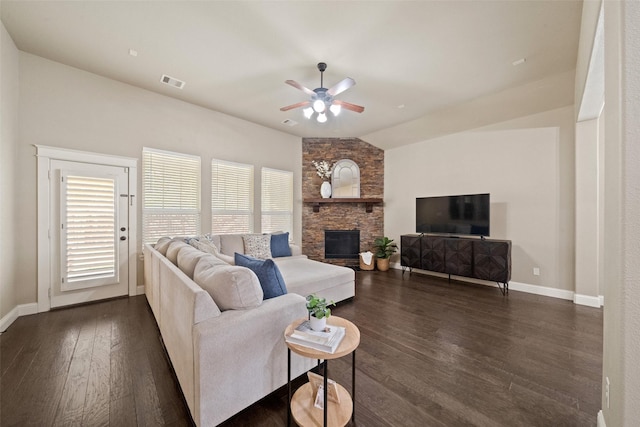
{"left": 597, "top": 410, "right": 606, "bottom": 427}
{"left": 0, "top": 303, "right": 38, "bottom": 333}
{"left": 573, "top": 293, "right": 602, "bottom": 308}
{"left": 509, "top": 281, "right": 574, "bottom": 300}
{"left": 390, "top": 263, "right": 598, "bottom": 304}
{"left": 136, "top": 285, "right": 145, "bottom": 295}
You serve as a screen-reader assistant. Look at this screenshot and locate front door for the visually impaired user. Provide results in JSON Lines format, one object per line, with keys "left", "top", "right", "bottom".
{"left": 50, "top": 160, "right": 130, "bottom": 308}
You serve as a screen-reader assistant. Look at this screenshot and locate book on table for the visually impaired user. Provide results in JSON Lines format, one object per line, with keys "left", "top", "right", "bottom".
{"left": 286, "top": 320, "right": 346, "bottom": 354}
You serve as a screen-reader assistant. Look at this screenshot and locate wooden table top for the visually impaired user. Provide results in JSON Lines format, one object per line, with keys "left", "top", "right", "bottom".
{"left": 285, "top": 316, "right": 360, "bottom": 359}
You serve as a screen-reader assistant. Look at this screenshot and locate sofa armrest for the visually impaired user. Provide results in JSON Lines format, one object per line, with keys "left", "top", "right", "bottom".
{"left": 192, "top": 293, "right": 313, "bottom": 426}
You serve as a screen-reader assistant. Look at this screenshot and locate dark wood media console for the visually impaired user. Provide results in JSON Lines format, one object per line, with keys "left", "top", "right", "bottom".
{"left": 400, "top": 234, "right": 512, "bottom": 295}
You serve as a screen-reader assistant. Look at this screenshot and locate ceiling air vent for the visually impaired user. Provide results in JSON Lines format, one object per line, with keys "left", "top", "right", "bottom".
{"left": 160, "top": 74, "right": 185, "bottom": 89}
{"left": 281, "top": 119, "right": 298, "bottom": 127}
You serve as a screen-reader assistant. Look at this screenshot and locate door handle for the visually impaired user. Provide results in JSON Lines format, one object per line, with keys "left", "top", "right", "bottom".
{"left": 120, "top": 236, "right": 127, "bottom": 241}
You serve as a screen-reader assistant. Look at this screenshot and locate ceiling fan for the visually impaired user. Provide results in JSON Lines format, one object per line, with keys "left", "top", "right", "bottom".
{"left": 280, "top": 62, "right": 365, "bottom": 123}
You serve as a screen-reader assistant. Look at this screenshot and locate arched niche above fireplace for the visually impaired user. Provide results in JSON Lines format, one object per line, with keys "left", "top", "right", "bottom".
{"left": 331, "top": 159, "right": 360, "bottom": 198}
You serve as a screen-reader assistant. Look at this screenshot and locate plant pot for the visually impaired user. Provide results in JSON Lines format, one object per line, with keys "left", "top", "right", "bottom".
{"left": 309, "top": 315, "right": 327, "bottom": 332}
{"left": 376, "top": 257, "right": 390, "bottom": 271}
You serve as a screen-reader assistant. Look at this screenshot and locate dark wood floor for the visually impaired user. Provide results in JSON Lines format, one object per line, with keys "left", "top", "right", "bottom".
{"left": 1, "top": 270, "right": 603, "bottom": 426}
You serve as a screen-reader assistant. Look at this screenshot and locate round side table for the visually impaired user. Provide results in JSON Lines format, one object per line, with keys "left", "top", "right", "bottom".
{"left": 285, "top": 316, "right": 360, "bottom": 427}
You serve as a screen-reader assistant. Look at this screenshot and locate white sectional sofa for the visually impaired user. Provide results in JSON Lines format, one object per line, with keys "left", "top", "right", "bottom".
{"left": 143, "top": 233, "right": 355, "bottom": 426}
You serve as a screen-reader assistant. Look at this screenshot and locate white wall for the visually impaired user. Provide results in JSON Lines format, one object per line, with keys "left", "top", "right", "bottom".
{"left": 384, "top": 106, "right": 575, "bottom": 292}
{"left": 0, "top": 21, "right": 19, "bottom": 320}
{"left": 16, "top": 52, "right": 302, "bottom": 306}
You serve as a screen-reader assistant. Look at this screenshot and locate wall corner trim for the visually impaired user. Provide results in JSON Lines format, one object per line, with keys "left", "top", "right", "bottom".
{"left": 574, "top": 293, "right": 603, "bottom": 308}
{"left": 0, "top": 303, "right": 38, "bottom": 333}
{"left": 597, "top": 410, "right": 606, "bottom": 427}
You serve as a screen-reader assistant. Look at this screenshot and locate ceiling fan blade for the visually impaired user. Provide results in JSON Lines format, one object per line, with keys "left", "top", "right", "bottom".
{"left": 285, "top": 80, "right": 315, "bottom": 96}
{"left": 280, "top": 100, "right": 311, "bottom": 112}
{"left": 327, "top": 77, "right": 355, "bottom": 96}
{"left": 333, "top": 99, "right": 365, "bottom": 113}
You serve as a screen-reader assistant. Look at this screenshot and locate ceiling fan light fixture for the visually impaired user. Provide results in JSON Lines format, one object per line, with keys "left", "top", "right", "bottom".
{"left": 312, "top": 99, "right": 326, "bottom": 113}
{"left": 303, "top": 107, "right": 314, "bottom": 119}
{"left": 280, "top": 62, "right": 364, "bottom": 119}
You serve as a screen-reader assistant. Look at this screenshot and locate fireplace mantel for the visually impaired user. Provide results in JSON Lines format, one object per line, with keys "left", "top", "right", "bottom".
{"left": 304, "top": 198, "right": 383, "bottom": 213}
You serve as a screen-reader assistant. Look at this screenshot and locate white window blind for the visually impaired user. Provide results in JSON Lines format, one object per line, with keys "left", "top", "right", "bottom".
{"left": 261, "top": 167, "right": 293, "bottom": 237}
{"left": 60, "top": 172, "right": 117, "bottom": 289}
{"left": 142, "top": 148, "right": 201, "bottom": 245}
{"left": 211, "top": 159, "right": 254, "bottom": 234}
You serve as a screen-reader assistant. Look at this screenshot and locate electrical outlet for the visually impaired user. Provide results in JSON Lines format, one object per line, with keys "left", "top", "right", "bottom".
{"left": 533, "top": 267, "right": 540, "bottom": 276}
{"left": 606, "top": 377, "right": 610, "bottom": 408}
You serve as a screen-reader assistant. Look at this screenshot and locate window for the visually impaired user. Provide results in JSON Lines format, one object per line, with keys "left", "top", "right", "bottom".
{"left": 61, "top": 172, "right": 117, "bottom": 289}
{"left": 261, "top": 167, "right": 293, "bottom": 237}
{"left": 142, "top": 148, "right": 200, "bottom": 245}
{"left": 211, "top": 159, "right": 254, "bottom": 234}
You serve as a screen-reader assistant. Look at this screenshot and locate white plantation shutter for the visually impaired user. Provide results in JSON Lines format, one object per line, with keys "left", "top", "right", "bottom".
{"left": 261, "top": 168, "right": 293, "bottom": 237}
{"left": 61, "top": 172, "right": 117, "bottom": 289}
{"left": 211, "top": 159, "right": 254, "bottom": 233}
{"left": 142, "top": 148, "right": 201, "bottom": 245}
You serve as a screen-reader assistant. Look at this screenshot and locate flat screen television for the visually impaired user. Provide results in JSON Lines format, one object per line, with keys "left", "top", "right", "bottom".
{"left": 416, "top": 193, "right": 490, "bottom": 237}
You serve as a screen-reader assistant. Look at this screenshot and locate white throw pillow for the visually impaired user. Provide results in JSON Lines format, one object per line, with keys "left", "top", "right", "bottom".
{"left": 242, "top": 234, "right": 272, "bottom": 259}
{"left": 193, "top": 256, "right": 263, "bottom": 311}
{"left": 190, "top": 238, "right": 220, "bottom": 255}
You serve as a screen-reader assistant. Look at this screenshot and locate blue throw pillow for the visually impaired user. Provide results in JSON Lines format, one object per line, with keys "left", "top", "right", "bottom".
{"left": 235, "top": 253, "right": 288, "bottom": 299}
{"left": 270, "top": 232, "right": 292, "bottom": 257}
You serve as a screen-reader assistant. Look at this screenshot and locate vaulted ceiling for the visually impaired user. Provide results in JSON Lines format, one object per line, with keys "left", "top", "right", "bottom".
{"left": 1, "top": 1, "right": 582, "bottom": 149}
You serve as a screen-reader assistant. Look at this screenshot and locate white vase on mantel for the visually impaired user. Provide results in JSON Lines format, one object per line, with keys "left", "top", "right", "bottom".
{"left": 320, "top": 181, "right": 332, "bottom": 198}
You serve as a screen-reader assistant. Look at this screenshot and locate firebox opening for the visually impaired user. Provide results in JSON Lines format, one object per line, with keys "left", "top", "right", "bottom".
{"left": 324, "top": 230, "right": 360, "bottom": 259}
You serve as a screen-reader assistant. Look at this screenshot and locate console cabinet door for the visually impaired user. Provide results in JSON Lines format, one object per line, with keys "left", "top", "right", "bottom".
{"left": 400, "top": 235, "right": 421, "bottom": 269}
{"left": 444, "top": 239, "right": 473, "bottom": 277}
{"left": 421, "top": 236, "right": 446, "bottom": 273}
{"left": 473, "top": 240, "right": 511, "bottom": 283}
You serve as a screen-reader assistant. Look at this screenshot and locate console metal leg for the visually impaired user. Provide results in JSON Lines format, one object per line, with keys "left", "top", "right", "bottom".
{"left": 497, "top": 281, "right": 509, "bottom": 295}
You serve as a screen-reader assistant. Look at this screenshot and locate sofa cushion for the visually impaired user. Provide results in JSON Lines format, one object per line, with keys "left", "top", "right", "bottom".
{"left": 273, "top": 256, "right": 355, "bottom": 299}
{"left": 219, "top": 234, "right": 245, "bottom": 257}
{"left": 154, "top": 237, "right": 172, "bottom": 255}
{"left": 242, "top": 234, "right": 272, "bottom": 259}
{"left": 235, "top": 253, "right": 288, "bottom": 300}
{"left": 177, "top": 245, "right": 209, "bottom": 279}
{"left": 193, "top": 256, "right": 263, "bottom": 311}
{"left": 270, "top": 232, "right": 292, "bottom": 258}
{"left": 166, "top": 240, "right": 190, "bottom": 265}
{"left": 189, "top": 238, "right": 235, "bottom": 265}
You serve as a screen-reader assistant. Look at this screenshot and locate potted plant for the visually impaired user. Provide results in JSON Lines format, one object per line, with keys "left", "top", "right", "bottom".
{"left": 373, "top": 236, "right": 398, "bottom": 271}
{"left": 306, "top": 294, "right": 335, "bottom": 331}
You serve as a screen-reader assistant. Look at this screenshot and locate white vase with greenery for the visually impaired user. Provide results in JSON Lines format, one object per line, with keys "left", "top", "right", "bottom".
{"left": 312, "top": 160, "right": 334, "bottom": 199}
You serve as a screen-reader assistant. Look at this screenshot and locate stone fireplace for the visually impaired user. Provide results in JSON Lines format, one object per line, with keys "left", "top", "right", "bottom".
{"left": 302, "top": 138, "right": 384, "bottom": 266}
